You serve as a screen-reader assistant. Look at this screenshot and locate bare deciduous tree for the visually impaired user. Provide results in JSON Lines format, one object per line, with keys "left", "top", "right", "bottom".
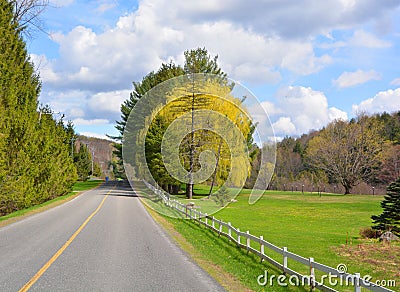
{"left": 305, "top": 116, "right": 383, "bottom": 194}
{"left": 11, "top": 0, "right": 48, "bottom": 36}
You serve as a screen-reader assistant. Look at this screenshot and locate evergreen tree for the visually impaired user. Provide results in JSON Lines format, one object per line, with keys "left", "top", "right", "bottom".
{"left": 372, "top": 177, "right": 400, "bottom": 235}
{"left": 74, "top": 143, "right": 92, "bottom": 181}
{"left": 0, "top": 0, "right": 42, "bottom": 213}
{"left": 0, "top": 0, "right": 77, "bottom": 215}
{"left": 111, "top": 62, "right": 184, "bottom": 158}
{"left": 184, "top": 47, "right": 226, "bottom": 78}
{"left": 145, "top": 115, "right": 180, "bottom": 193}
{"left": 33, "top": 107, "right": 77, "bottom": 202}
{"left": 110, "top": 62, "right": 184, "bottom": 176}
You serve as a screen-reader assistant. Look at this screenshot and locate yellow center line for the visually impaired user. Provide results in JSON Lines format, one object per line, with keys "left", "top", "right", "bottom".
{"left": 19, "top": 186, "right": 115, "bottom": 292}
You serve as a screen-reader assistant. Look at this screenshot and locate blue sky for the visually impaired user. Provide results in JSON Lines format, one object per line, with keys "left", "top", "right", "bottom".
{"left": 28, "top": 0, "right": 400, "bottom": 140}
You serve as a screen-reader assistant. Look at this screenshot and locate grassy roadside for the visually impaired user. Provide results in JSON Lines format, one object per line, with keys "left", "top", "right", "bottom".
{"left": 145, "top": 205, "right": 306, "bottom": 292}
{"left": 0, "top": 180, "right": 103, "bottom": 228}
{"left": 145, "top": 206, "right": 252, "bottom": 291}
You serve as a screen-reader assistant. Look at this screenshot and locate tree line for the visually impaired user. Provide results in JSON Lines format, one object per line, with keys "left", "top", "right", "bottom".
{"left": 0, "top": 0, "right": 97, "bottom": 216}
{"left": 115, "top": 47, "right": 399, "bottom": 197}
{"left": 267, "top": 112, "right": 400, "bottom": 194}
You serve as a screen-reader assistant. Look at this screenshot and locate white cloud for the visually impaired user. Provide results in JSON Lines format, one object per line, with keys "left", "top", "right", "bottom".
{"left": 154, "top": 0, "right": 399, "bottom": 39}
{"left": 39, "top": 0, "right": 399, "bottom": 95}
{"left": 50, "top": 0, "right": 74, "bottom": 7}
{"left": 70, "top": 108, "right": 85, "bottom": 118}
{"left": 333, "top": 69, "right": 381, "bottom": 88}
{"left": 73, "top": 118, "right": 110, "bottom": 126}
{"left": 232, "top": 63, "right": 281, "bottom": 85}
{"left": 328, "top": 107, "right": 348, "bottom": 121}
{"left": 37, "top": 0, "right": 400, "bottom": 93}
{"left": 261, "top": 101, "right": 282, "bottom": 116}
{"left": 349, "top": 30, "right": 391, "bottom": 48}
{"left": 30, "top": 54, "right": 59, "bottom": 83}
{"left": 338, "top": 0, "right": 356, "bottom": 9}
{"left": 271, "top": 86, "right": 348, "bottom": 137}
{"left": 272, "top": 117, "right": 296, "bottom": 136}
{"left": 39, "top": 90, "right": 89, "bottom": 116}
{"left": 390, "top": 78, "right": 400, "bottom": 86}
{"left": 39, "top": 88, "right": 129, "bottom": 124}
{"left": 87, "top": 90, "right": 130, "bottom": 116}
{"left": 39, "top": 0, "right": 346, "bottom": 93}
{"left": 281, "top": 43, "right": 332, "bottom": 75}
{"left": 47, "top": 25, "right": 160, "bottom": 91}
{"left": 96, "top": 2, "right": 116, "bottom": 14}
{"left": 31, "top": 0, "right": 400, "bottom": 138}
{"left": 352, "top": 88, "right": 400, "bottom": 114}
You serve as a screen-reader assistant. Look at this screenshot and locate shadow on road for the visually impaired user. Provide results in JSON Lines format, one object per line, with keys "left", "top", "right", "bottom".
{"left": 97, "top": 181, "right": 138, "bottom": 197}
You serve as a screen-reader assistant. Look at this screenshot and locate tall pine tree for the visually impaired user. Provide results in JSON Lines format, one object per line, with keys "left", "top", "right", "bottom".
{"left": 110, "top": 62, "right": 184, "bottom": 178}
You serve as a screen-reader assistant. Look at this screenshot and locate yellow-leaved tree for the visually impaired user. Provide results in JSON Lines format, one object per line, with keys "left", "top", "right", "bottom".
{"left": 154, "top": 75, "right": 253, "bottom": 199}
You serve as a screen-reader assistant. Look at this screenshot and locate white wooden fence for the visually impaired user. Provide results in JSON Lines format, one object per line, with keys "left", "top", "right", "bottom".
{"left": 144, "top": 182, "right": 395, "bottom": 292}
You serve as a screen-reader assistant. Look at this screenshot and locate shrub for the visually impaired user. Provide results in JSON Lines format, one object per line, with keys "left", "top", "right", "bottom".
{"left": 360, "top": 227, "right": 380, "bottom": 239}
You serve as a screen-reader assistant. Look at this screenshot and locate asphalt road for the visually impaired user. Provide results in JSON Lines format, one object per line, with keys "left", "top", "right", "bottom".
{"left": 0, "top": 181, "right": 224, "bottom": 291}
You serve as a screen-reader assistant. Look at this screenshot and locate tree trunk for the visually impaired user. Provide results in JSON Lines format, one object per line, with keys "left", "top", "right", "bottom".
{"left": 208, "top": 137, "right": 223, "bottom": 198}
{"left": 172, "top": 185, "right": 180, "bottom": 195}
{"left": 343, "top": 183, "right": 351, "bottom": 194}
{"left": 186, "top": 75, "right": 195, "bottom": 200}
{"left": 186, "top": 183, "right": 193, "bottom": 199}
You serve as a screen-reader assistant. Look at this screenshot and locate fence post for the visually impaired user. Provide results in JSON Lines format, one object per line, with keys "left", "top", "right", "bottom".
{"left": 228, "top": 222, "right": 231, "bottom": 239}
{"left": 246, "top": 231, "right": 250, "bottom": 253}
{"left": 309, "top": 257, "right": 315, "bottom": 290}
{"left": 219, "top": 221, "right": 222, "bottom": 236}
{"left": 212, "top": 216, "right": 215, "bottom": 229}
{"left": 260, "top": 235, "right": 265, "bottom": 263}
{"left": 205, "top": 213, "right": 208, "bottom": 226}
{"left": 283, "top": 247, "right": 288, "bottom": 274}
{"left": 237, "top": 228, "right": 241, "bottom": 246}
{"left": 354, "top": 273, "right": 361, "bottom": 292}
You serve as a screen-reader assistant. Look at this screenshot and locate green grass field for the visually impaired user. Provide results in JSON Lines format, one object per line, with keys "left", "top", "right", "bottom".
{"left": 159, "top": 186, "right": 399, "bottom": 291}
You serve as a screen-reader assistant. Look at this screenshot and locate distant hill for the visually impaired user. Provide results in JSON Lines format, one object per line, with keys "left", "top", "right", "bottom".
{"left": 76, "top": 135, "right": 115, "bottom": 179}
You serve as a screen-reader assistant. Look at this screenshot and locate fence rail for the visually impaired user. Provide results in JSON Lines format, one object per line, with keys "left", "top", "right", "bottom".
{"left": 144, "top": 182, "right": 394, "bottom": 292}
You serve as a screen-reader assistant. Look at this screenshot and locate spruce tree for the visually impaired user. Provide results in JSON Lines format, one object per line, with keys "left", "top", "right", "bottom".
{"left": 0, "top": 0, "right": 77, "bottom": 215}
{"left": 0, "top": 0, "right": 41, "bottom": 212}
{"left": 372, "top": 177, "right": 400, "bottom": 235}
{"left": 74, "top": 144, "right": 92, "bottom": 181}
